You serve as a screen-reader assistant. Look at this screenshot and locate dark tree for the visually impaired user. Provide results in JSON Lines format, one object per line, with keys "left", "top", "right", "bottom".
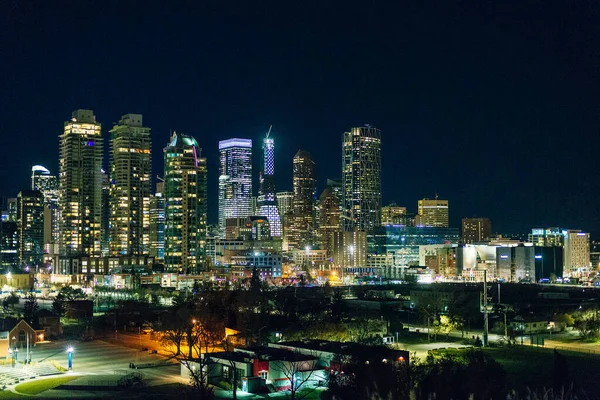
{"left": 3, "top": 292, "right": 19, "bottom": 311}
{"left": 52, "top": 294, "right": 66, "bottom": 317}
{"left": 250, "top": 266, "right": 260, "bottom": 293}
{"left": 23, "top": 292, "right": 39, "bottom": 328}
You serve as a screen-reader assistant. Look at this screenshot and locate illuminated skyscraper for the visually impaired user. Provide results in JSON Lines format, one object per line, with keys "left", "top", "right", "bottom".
{"left": 257, "top": 132, "right": 282, "bottom": 237}
{"left": 342, "top": 125, "right": 382, "bottom": 233}
{"left": 31, "top": 165, "right": 59, "bottom": 249}
{"left": 276, "top": 191, "right": 294, "bottom": 224}
{"left": 416, "top": 198, "right": 449, "bottom": 228}
{"left": 563, "top": 230, "right": 590, "bottom": 277}
{"left": 101, "top": 170, "right": 110, "bottom": 256}
{"left": 218, "top": 138, "right": 252, "bottom": 237}
{"left": 528, "top": 227, "right": 564, "bottom": 247}
{"left": 287, "top": 150, "right": 315, "bottom": 250}
{"left": 461, "top": 217, "right": 491, "bottom": 243}
{"left": 17, "top": 190, "right": 44, "bottom": 266}
{"left": 381, "top": 204, "right": 407, "bottom": 226}
{"left": 149, "top": 181, "right": 165, "bottom": 261}
{"left": 109, "top": 114, "right": 152, "bottom": 255}
{"left": 318, "top": 185, "right": 341, "bottom": 257}
{"left": 164, "top": 132, "right": 207, "bottom": 273}
{"left": 59, "top": 109, "right": 103, "bottom": 256}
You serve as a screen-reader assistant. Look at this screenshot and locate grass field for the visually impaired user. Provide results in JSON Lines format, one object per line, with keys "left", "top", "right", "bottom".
{"left": 434, "top": 346, "right": 600, "bottom": 397}
{"left": 14, "top": 376, "right": 78, "bottom": 395}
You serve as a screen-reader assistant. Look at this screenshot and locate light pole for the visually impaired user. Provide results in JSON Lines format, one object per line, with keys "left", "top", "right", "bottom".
{"left": 67, "top": 347, "right": 74, "bottom": 371}
{"left": 11, "top": 336, "right": 17, "bottom": 367}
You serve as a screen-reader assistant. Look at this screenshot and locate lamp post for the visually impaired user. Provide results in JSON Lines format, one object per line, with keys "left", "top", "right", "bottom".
{"left": 67, "top": 347, "right": 74, "bottom": 370}
{"left": 11, "top": 336, "right": 17, "bottom": 367}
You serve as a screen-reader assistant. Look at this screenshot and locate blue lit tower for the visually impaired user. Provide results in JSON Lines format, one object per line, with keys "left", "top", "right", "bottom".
{"left": 257, "top": 128, "right": 282, "bottom": 237}
{"left": 218, "top": 138, "right": 253, "bottom": 237}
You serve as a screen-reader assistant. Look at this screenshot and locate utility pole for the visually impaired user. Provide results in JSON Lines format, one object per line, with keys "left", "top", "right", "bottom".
{"left": 498, "top": 282, "right": 508, "bottom": 339}
{"left": 483, "top": 270, "right": 489, "bottom": 347}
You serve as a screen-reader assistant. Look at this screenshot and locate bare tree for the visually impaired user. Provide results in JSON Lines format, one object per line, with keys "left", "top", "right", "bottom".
{"left": 223, "top": 337, "right": 240, "bottom": 400}
{"left": 174, "top": 293, "right": 226, "bottom": 399}
{"left": 270, "top": 351, "right": 323, "bottom": 400}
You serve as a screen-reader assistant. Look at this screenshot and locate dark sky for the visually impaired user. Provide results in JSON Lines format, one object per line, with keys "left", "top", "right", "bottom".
{"left": 1, "top": 1, "right": 599, "bottom": 234}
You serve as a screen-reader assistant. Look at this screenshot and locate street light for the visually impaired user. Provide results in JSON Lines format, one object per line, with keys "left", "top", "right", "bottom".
{"left": 67, "top": 347, "right": 74, "bottom": 370}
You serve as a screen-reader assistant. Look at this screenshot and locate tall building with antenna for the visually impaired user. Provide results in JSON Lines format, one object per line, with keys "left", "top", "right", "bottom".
{"left": 257, "top": 127, "right": 282, "bottom": 237}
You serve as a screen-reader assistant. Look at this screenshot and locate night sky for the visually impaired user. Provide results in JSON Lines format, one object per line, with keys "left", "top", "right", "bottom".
{"left": 1, "top": 1, "right": 599, "bottom": 235}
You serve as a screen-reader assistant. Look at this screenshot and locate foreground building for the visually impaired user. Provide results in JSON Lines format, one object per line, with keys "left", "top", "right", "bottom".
{"left": 109, "top": 114, "right": 152, "bottom": 256}
{"left": 164, "top": 132, "right": 207, "bottom": 273}
{"left": 59, "top": 109, "right": 103, "bottom": 257}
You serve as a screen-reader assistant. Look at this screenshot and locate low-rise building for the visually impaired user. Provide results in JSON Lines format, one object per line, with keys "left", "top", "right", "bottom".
{"left": 0, "top": 318, "right": 45, "bottom": 358}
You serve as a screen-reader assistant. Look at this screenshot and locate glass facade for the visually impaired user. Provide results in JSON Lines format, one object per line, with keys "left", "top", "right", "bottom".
{"left": 287, "top": 150, "right": 315, "bottom": 250}
{"left": 342, "top": 126, "right": 382, "bottom": 234}
{"left": 384, "top": 225, "right": 460, "bottom": 266}
{"left": 218, "top": 139, "right": 253, "bottom": 237}
{"left": 258, "top": 136, "right": 282, "bottom": 237}
{"left": 17, "top": 190, "right": 44, "bottom": 266}
{"left": 164, "top": 132, "right": 207, "bottom": 273}
{"left": 31, "top": 165, "right": 59, "bottom": 246}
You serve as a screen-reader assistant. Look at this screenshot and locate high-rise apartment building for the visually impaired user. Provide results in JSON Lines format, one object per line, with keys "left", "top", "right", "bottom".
{"left": 101, "top": 170, "right": 110, "bottom": 256}
{"left": 6, "top": 199, "right": 17, "bottom": 222}
{"left": 218, "top": 139, "right": 253, "bottom": 236}
{"left": 59, "top": 109, "right": 103, "bottom": 256}
{"left": 257, "top": 134, "right": 282, "bottom": 237}
{"left": 462, "top": 217, "right": 491, "bottom": 243}
{"left": 563, "top": 230, "right": 590, "bottom": 277}
{"left": 109, "top": 114, "right": 152, "bottom": 256}
{"left": 276, "top": 191, "right": 294, "bottom": 223}
{"left": 416, "top": 198, "right": 449, "bottom": 227}
{"left": 381, "top": 204, "right": 407, "bottom": 226}
{"left": 0, "top": 220, "right": 18, "bottom": 269}
{"left": 287, "top": 150, "right": 315, "bottom": 250}
{"left": 318, "top": 185, "right": 341, "bottom": 257}
{"left": 342, "top": 126, "right": 382, "bottom": 233}
{"left": 149, "top": 181, "right": 165, "bottom": 261}
{"left": 164, "top": 132, "right": 207, "bottom": 273}
{"left": 31, "top": 165, "right": 59, "bottom": 249}
{"left": 17, "top": 190, "right": 44, "bottom": 266}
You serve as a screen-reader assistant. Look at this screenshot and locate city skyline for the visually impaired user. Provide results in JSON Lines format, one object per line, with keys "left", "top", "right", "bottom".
{"left": 1, "top": 2, "right": 600, "bottom": 235}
